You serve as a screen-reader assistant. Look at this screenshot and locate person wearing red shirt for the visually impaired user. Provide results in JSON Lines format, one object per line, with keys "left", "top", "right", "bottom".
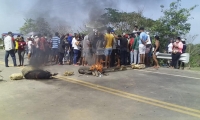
{"left": 129, "top": 35, "right": 134, "bottom": 64}
{"left": 39, "top": 34, "right": 48, "bottom": 65}
{"left": 17, "top": 37, "right": 26, "bottom": 66}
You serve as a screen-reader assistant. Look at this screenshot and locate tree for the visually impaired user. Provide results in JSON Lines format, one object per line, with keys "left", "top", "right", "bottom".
{"left": 20, "top": 17, "right": 52, "bottom": 35}
{"left": 186, "top": 35, "right": 200, "bottom": 67}
{"left": 152, "top": 0, "right": 198, "bottom": 50}
{"left": 19, "top": 18, "right": 36, "bottom": 35}
{"left": 51, "top": 22, "right": 72, "bottom": 35}
{"left": 34, "top": 17, "right": 52, "bottom": 35}
{"left": 101, "top": 8, "right": 155, "bottom": 34}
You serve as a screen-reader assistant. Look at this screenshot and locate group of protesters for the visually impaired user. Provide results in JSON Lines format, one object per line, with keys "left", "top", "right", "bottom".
{"left": 3, "top": 26, "right": 186, "bottom": 69}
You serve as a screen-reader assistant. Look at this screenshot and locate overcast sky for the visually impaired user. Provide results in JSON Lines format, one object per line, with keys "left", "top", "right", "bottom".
{"left": 0, "top": 0, "right": 199, "bottom": 43}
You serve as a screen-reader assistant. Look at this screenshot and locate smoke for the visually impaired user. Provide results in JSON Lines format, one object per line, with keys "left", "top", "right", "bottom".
{"left": 24, "top": 0, "right": 163, "bottom": 32}
{"left": 24, "top": 0, "right": 115, "bottom": 32}
{"left": 0, "top": 0, "right": 167, "bottom": 36}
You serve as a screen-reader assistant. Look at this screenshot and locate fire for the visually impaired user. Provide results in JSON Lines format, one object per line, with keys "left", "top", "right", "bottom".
{"left": 90, "top": 63, "right": 103, "bottom": 73}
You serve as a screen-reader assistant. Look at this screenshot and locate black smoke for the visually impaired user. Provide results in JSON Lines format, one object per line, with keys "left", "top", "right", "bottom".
{"left": 24, "top": 0, "right": 163, "bottom": 32}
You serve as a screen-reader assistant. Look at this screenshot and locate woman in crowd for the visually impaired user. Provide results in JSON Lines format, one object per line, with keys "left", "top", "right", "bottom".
{"left": 17, "top": 37, "right": 26, "bottom": 66}
{"left": 178, "top": 38, "right": 187, "bottom": 70}
{"left": 170, "top": 37, "right": 183, "bottom": 69}
{"left": 72, "top": 35, "right": 81, "bottom": 66}
{"left": 152, "top": 36, "right": 160, "bottom": 69}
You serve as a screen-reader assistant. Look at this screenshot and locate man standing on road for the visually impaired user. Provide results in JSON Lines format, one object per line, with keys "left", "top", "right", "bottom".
{"left": 104, "top": 28, "right": 114, "bottom": 68}
{"left": 51, "top": 32, "right": 60, "bottom": 64}
{"left": 139, "top": 27, "right": 148, "bottom": 64}
{"left": 4, "top": 32, "right": 17, "bottom": 67}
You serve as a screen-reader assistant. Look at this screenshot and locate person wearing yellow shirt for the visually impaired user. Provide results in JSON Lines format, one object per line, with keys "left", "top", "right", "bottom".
{"left": 104, "top": 29, "right": 114, "bottom": 68}
{"left": 15, "top": 35, "right": 20, "bottom": 53}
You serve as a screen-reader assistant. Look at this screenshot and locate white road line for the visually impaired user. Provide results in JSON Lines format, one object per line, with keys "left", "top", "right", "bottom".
{"left": 136, "top": 69, "right": 200, "bottom": 80}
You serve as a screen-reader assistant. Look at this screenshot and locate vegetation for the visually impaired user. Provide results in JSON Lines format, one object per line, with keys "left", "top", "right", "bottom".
{"left": 152, "top": 0, "right": 198, "bottom": 50}
{"left": 19, "top": 0, "right": 199, "bottom": 67}
{"left": 20, "top": 18, "right": 51, "bottom": 35}
{"left": 100, "top": 8, "right": 155, "bottom": 34}
{"left": 186, "top": 35, "right": 200, "bottom": 68}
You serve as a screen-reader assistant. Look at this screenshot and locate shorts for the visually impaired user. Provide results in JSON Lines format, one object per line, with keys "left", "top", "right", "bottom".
{"left": 96, "top": 48, "right": 105, "bottom": 55}
{"left": 116, "top": 49, "right": 120, "bottom": 56}
{"left": 154, "top": 52, "right": 159, "bottom": 56}
{"left": 51, "top": 48, "right": 59, "bottom": 56}
{"left": 28, "top": 49, "right": 32, "bottom": 54}
{"left": 104, "top": 48, "right": 112, "bottom": 56}
{"left": 82, "top": 49, "right": 92, "bottom": 57}
{"left": 139, "top": 44, "right": 146, "bottom": 54}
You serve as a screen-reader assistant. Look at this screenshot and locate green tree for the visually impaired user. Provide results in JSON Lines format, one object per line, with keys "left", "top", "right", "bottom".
{"left": 152, "top": 0, "right": 198, "bottom": 50}
{"left": 186, "top": 35, "right": 200, "bottom": 67}
{"left": 20, "top": 17, "right": 52, "bottom": 35}
{"left": 34, "top": 17, "right": 52, "bottom": 35}
{"left": 19, "top": 18, "right": 36, "bottom": 35}
{"left": 101, "top": 8, "right": 155, "bottom": 34}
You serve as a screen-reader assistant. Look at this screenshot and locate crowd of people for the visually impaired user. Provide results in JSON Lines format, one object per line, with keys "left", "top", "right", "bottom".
{"left": 3, "top": 26, "right": 187, "bottom": 70}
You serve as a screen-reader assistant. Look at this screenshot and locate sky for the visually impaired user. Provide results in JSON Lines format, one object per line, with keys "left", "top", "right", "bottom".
{"left": 0, "top": 0, "right": 199, "bottom": 43}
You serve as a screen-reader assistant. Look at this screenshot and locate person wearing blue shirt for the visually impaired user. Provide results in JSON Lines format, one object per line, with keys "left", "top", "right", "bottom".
{"left": 66, "top": 34, "right": 73, "bottom": 64}
{"left": 51, "top": 32, "right": 60, "bottom": 64}
{"left": 139, "top": 27, "right": 148, "bottom": 64}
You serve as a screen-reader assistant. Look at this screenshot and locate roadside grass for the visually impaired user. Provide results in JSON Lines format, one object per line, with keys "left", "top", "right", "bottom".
{"left": 188, "top": 67, "right": 200, "bottom": 71}
{"left": 0, "top": 40, "right": 3, "bottom": 49}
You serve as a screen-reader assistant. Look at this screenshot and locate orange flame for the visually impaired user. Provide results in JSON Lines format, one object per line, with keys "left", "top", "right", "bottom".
{"left": 90, "top": 63, "right": 103, "bottom": 73}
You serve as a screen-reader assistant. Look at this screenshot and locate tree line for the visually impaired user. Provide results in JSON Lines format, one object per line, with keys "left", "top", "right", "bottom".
{"left": 19, "top": 0, "right": 199, "bottom": 67}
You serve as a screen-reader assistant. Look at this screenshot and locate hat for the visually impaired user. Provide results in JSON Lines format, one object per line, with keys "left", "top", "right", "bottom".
{"left": 181, "top": 38, "right": 186, "bottom": 41}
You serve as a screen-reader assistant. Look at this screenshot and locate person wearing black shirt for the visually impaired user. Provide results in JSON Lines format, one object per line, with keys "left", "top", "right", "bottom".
{"left": 119, "top": 35, "right": 128, "bottom": 66}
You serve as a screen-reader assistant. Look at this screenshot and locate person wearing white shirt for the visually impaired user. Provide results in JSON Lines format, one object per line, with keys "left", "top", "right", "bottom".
{"left": 167, "top": 39, "right": 173, "bottom": 67}
{"left": 4, "top": 32, "right": 17, "bottom": 67}
{"left": 72, "top": 35, "right": 80, "bottom": 66}
{"left": 168, "top": 40, "right": 173, "bottom": 53}
{"left": 27, "top": 38, "right": 33, "bottom": 60}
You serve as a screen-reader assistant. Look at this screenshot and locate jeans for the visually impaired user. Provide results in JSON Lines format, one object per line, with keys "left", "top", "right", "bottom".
{"left": 104, "top": 48, "right": 112, "bottom": 56}
{"left": 171, "top": 52, "right": 181, "bottom": 68}
{"left": 130, "top": 51, "right": 134, "bottom": 64}
{"left": 73, "top": 49, "right": 79, "bottom": 64}
{"left": 17, "top": 50, "right": 25, "bottom": 65}
{"left": 120, "top": 49, "right": 127, "bottom": 65}
{"left": 69, "top": 47, "right": 74, "bottom": 64}
{"left": 134, "top": 50, "right": 139, "bottom": 64}
{"left": 59, "top": 52, "right": 64, "bottom": 64}
{"left": 5, "top": 49, "right": 17, "bottom": 67}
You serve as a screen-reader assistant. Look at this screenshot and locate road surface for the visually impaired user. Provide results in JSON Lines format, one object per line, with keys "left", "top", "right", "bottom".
{"left": 0, "top": 50, "right": 200, "bottom": 120}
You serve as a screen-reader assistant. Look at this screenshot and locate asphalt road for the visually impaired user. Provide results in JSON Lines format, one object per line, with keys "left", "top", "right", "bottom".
{"left": 0, "top": 50, "right": 200, "bottom": 120}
